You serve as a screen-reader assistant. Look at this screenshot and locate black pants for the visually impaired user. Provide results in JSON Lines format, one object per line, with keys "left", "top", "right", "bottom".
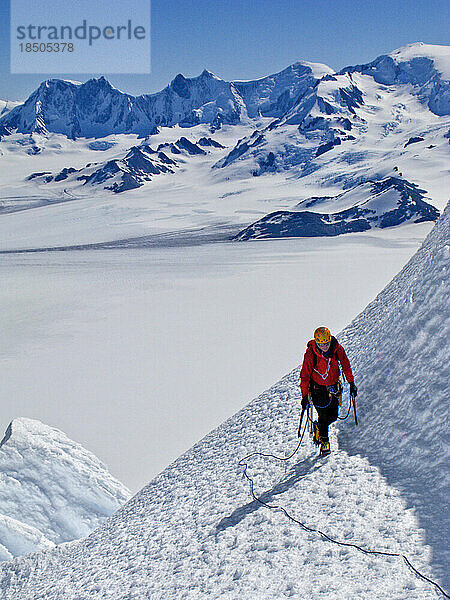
{"left": 310, "top": 381, "right": 339, "bottom": 442}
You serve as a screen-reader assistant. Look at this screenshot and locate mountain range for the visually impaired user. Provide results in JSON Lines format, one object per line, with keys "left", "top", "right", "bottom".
{"left": 0, "top": 42, "right": 448, "bottom": 249}
{"left": 0, "top": 61, "right": 334, "bottom": 138}
{"left": 1, "top": 44, "right": 448, "bottom": 138}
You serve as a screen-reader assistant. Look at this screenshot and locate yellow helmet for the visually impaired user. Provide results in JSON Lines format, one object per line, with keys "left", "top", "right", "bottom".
{"left": 314, "top": 327, "right": 331, "bottom": 344}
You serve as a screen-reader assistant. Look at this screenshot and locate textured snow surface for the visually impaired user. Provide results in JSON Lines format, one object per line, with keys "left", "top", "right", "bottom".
{"left": 338, "top": 202, "right": 450, "bottom": 589}
{"left": 0, "top": 418, "right": 131, "bottom": 558}
{"left": 0, "top": 210, "right": 447, "bottom": 598}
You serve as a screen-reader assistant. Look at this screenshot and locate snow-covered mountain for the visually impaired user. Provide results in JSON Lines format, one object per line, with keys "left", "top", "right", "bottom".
{"left": 215, "top": 43, "right": 449, "bottom": 177}
{"left": 24, "top": 136, "right": 223, "bottom": 195}
{"left": 28, "top": 144, "right": 179, "bottom": 193}
{"left": 0, "top": 205, "right": 447, "bottom": 599}
{"left": 233, "top": 60, "right": 333, "bottom": 118}
{"left": 340, "top": 42, "right": 450, "bottom": 115}
{"left": 0, "top": 418, "right": 131, "bottom": 561}
{"left": 2, "top": 44, "right": 447, "bottom": 141}
{"left": 234, "top": 176, "right": 439, "bottom": 239}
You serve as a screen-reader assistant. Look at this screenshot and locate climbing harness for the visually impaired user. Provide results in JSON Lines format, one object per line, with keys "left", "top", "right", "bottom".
{"left": 238, "top": 389, "right": 448, "bottom": 599}
{"left": 312, "top": 346, "right": 333, "bottom": 380}
{"left": 327, "top": 381, "right": 342, "bottom": 399}
{"left": 311, "top": 341, "right": 340, "bottom": 382}
{"left": 307, "top": 379, "right": 343, "bottom": 410}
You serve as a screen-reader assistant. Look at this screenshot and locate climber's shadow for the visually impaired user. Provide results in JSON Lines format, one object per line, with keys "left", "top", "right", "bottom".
{"left": 216, "top": 454, "right": 325, "bottom": 531}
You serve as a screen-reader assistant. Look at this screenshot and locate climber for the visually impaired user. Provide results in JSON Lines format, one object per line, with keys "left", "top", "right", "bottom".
{"left": 300, "top": 326, "right": 357, "bottom": 455}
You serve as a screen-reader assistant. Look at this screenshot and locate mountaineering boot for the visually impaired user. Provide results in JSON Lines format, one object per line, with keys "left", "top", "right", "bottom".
{"left": 320, "top": 439, "right": 331, "bottom": 456}
{"left": 312, "top": 421, "right": 320, "bottom": 446}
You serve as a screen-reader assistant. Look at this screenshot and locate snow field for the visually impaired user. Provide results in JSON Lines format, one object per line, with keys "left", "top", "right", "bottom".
{"left": 0, "top": 226, "right": 428, "bottom": 492}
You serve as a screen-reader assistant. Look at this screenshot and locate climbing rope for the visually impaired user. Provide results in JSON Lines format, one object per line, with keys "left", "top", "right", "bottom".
{"left": 337, "top": 390, "right": 353, "bottom": 420}
{"left": 238, "top": 402, "right": 449, "bottom": 599}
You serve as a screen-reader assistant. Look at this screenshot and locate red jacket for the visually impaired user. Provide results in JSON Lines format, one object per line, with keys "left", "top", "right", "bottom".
{"left": 300, "top": 337, "right": 354, "bottom": 397}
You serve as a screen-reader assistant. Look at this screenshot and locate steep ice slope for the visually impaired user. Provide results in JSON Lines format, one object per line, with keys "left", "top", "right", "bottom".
{"left": 0, "top": 418, "right": 131, "bottom": 559}
{"left": 338, "top": 201, "right": 450, "bottom": 588}
{"left": 0, "top": 211, "right": 447, "bottom": 598}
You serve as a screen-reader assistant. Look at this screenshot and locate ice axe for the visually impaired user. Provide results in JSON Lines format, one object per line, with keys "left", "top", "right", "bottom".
{"left": 351, "top": 393, "right": 358, "bottom": 426}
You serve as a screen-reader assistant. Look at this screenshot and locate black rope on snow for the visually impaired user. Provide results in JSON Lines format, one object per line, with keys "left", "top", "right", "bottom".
{"left": 337, "top": 393, "right": 353, "bottom": 420}
{"left": 238, "top": 416, "right": 449, "bottom": 599}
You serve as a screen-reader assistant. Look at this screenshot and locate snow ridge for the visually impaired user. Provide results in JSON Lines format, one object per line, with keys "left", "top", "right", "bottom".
{"left": 0, "top": 418, "right": 131, "bottom": 559}
{"left": 338, "top": 201, "right": 450, "bottom": 589}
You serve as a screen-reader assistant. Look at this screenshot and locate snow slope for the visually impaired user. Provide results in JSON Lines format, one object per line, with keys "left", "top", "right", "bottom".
{"left": 338, "top": 202, "right": 450, "bottom": 588}
{"left": 0, "top": 418, "right": 131, "bottom": 560}
{"left": 0, "top": 209, "right": 447, "bottom": 598}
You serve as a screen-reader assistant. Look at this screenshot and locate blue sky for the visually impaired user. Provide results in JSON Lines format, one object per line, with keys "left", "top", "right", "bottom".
{"left": 0, "top": 0, "right": 448, "bottom": 100}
